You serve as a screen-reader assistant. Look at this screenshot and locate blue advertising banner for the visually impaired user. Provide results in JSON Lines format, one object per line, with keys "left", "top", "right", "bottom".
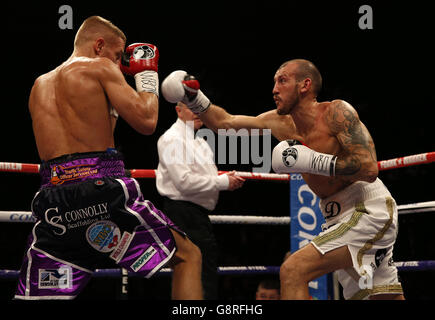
{"left": 289, "top": 174, "right": 328, "bottom": 300}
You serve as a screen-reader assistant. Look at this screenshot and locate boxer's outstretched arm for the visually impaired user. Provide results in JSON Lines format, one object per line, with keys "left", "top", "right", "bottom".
{"left": 201, "top": 105, "right": 300, "bottom": 141}
{"left": 325, "top": 100, "right": 378, "bottom": 182}
{"left": 161, "top": 70, "right": 299, "bottom": 141}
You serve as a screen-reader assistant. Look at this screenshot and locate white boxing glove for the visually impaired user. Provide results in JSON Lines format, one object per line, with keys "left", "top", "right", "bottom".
{"left": 161, "top": 70, "right": 211, "bottom": 114}
{"left": 272, "top": 140, "right": 337, "bottom": 176}
{"left": 161, "top": 70, "right": 186, "bottom": 103}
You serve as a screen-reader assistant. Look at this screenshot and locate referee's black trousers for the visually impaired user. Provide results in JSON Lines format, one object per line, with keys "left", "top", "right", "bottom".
{"left": 162, "top": 197, "right": 218, "bottom": 300}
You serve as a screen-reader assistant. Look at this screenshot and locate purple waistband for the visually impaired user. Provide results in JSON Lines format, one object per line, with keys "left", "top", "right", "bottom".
{"left": 39, "top": 151, "right": 126, "bottom": 188}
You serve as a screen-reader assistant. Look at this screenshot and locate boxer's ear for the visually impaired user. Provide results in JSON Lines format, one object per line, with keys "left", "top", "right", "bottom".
{"left": 299, "top": 78, "right": 312, "bottom": 94}
{"left": 94, "top": 38, "right": 105, "bottom": 55}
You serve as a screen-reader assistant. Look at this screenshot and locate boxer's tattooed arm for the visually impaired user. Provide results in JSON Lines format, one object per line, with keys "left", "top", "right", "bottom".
{"left": 325, "top": 100, "right": 378, "bottom": 181}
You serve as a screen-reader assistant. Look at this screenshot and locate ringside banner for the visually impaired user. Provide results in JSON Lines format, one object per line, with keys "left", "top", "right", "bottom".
{"left": 290, "top": 174, "right": 328, "bottom": 300}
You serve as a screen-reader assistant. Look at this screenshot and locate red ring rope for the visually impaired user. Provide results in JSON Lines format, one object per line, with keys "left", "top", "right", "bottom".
{"left": 1, "top": 151, "right": 434, "bottom": 181}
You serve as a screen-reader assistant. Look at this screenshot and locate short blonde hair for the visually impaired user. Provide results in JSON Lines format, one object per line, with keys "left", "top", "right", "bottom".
{"left": 74, "top": 16, "right": 126, "bottom": 48}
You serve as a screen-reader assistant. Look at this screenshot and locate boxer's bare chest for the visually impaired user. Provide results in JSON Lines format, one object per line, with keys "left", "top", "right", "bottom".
{"left": 299, "top": 105, "right": 342, "bottom": 156}
{"left": 296, "top": 104, "right": 351, "bottom": 198}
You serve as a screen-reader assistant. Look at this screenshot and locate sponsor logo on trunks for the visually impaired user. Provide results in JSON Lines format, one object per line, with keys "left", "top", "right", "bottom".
{"left": 131, "top": 246, "right": 157, "bottom": 272}
{"left": 45, "top": 207, "right": 67, "bottom": 235}
{"left": 375, "top": 248, "right": 387, "bottom": 268}
{"left": 110, "top": 231, "right": 133, "bottom": 262}
{"left": 86, "top": 220, "right": 121, "bottom": 253}
{"left": 50, "top": 164, "right": 99, "bottom": 185}
{"left": 358, "top": 264, "right": 374, "bottom": 290}
{"left": 65, "top": 202, "right": 109, "bottom": 223}
{"left": 43, "top": 202, "right": 110, "bottom": 235}
{"left": 38, "top": 266, "right": 72, "bottom": 289}
{"left": 324, "top": 201, "right": 341, "bottom": 219}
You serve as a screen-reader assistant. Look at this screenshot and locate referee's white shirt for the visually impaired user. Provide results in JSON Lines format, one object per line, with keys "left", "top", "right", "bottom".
{"left": 156, "top": 118, "right": 229, "bottom": 211}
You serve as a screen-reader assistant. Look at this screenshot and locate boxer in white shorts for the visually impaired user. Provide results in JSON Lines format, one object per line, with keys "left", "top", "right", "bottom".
{"left": 160, "top": 59, "right": 404, "bottom": 299}
{"left": 312, "top": 178, "right": 402, "bottom": 299}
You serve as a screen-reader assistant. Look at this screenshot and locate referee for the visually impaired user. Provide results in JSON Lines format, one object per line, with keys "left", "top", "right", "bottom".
{"left": 156, "top": 102, "right": 245, "bottom": 299}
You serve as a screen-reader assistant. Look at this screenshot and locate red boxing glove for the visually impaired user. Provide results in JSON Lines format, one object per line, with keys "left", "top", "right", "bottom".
{"left": 120, "top": 43, "right": 158, "bottom": 75}
{"left": 120, "top": 43, "right": 159, "bottom": 96}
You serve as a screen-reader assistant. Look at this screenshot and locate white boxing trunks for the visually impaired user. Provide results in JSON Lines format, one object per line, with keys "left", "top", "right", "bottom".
{"left": 311, "top": 178, "right": 403, "bottom": 300}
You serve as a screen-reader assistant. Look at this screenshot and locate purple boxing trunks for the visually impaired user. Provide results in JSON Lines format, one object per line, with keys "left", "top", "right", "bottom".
{"left": 15, "top": 149, "right": 185, "bottom": 300}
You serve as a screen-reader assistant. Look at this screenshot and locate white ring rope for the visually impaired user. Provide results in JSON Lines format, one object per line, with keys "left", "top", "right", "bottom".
{"left": 0, "top": 200, "right": 433, "bottom": 224}
{"left": 210, "top": 215, "right": 290, "bottom": 225}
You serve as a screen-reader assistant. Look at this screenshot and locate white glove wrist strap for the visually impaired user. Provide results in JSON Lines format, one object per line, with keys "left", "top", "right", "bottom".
{"left": 185, "top": 90, "right": 211, "bottom": 114}
{"left": 307, "top": 150, "right": 337, "bottom": 176}
{"left": 134, "top": 70, "right": 159, "bottom": 97}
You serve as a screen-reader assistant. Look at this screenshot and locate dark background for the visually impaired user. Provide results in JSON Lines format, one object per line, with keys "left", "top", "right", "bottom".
{"left": 1, "top": 1, "right": 434, "bottom": 300}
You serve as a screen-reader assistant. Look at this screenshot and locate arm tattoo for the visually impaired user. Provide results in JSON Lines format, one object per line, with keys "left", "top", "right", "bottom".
{"left": 335, "top": 155, "right": 361, "bottom": 176}
{"left": 326, "top": 101, "right": 377, "bottom": 178}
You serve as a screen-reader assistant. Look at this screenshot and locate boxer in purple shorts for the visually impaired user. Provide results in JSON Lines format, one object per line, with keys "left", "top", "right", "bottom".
{"left": 16, "top": 150, "right": 187, "bottom": 299}
{"left": 16, "top": 16, "right": 202, "bottom": 300}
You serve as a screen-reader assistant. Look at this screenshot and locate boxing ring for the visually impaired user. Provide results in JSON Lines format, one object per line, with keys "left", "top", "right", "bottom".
{"left": 0, "top": 151, "right": 434, "bottom": 299}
